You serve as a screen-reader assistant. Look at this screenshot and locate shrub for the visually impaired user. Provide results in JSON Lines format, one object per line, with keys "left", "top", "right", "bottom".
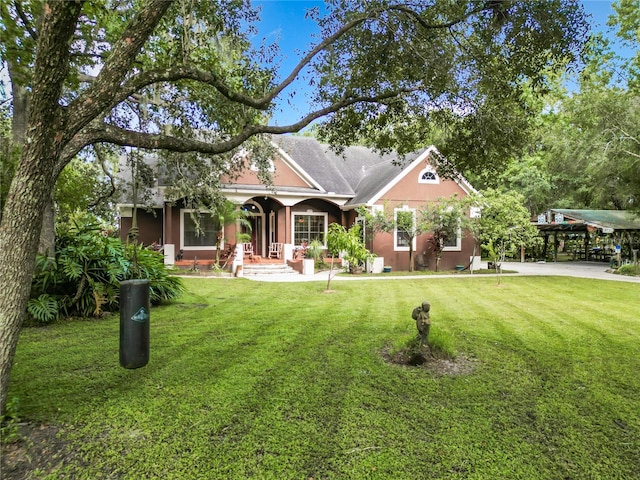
{"left": 305, "top": 239, "right": 325, "bottom": 266}
{"left": 615, "top": 263, "right": 640, "bottom": 277}
{"left": 28, "top": 219, "right": 183, "bottom": 324}
{"left": 326, "top": 223, "right": 374, "bottom": 273}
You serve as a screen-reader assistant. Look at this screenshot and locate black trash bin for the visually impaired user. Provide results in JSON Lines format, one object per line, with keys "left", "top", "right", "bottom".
{"left": 119, "top": 279, "right": 150, "bottom": 369}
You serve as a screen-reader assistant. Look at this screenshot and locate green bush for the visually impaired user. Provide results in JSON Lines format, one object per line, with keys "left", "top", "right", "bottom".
{"left": 28, "top": 219, "right": 184, "bottom": 324}
{"left": 615, "top": 263, "right": 640, "bottom": 277}
{"left": 305, "top": 239, "right": 325, "bottom": 266}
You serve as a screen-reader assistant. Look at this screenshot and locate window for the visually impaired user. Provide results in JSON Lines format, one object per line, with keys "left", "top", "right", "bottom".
{"left": 293, "top": 212, "right": 327, "bottom": 245}
{"left": 442, "top": 226, "right": 462, "bottom": 251}
{"left": 418, "top": 167, "right": 439, "bottom": 184}
{"left": 181, "top": 210, "right": 219, "bottom": 250}
{"left": 394, "top": 207, "right": 416, "bottom": 251}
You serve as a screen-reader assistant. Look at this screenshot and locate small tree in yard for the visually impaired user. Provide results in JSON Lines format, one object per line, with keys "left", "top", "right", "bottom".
{"left": 395, "top": 207, "right": 423, "bottom": 272}
{"left": 419, "top": 196, "right": 467, "bottom": 272}
{"left": 325, "top": 224, "right": 349, "bottom": 291}
{"left": 474, "top": 189, "right": 540, "bottom": 283}
{"left": 325, "top": 223, "right": 373, "bottom": 289}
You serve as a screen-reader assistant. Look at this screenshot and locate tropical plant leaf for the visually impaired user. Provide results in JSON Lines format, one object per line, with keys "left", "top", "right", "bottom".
{"left": 26, "top": 294, "right": 59, "bottom": 324}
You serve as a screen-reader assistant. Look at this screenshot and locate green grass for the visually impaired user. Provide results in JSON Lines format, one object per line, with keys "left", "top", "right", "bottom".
{"left": 8, "top": 277, "right": 640, "bottom": 479}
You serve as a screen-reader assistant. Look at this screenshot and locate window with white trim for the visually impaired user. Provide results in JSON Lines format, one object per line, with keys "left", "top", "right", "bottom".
{"left": 418, "top": 167, "right": 439, "bottom": 184}
{"left": 180, "top": 210, "right": 219, "bottom": 250}
{"left": 442, "top": 226, "right": 462, "bottom": 251}
{"left": 293, "top": 212, "right": 327, "bottom": 245}
{"left": 394, "top": 207, "right": 416, "bottom": 251}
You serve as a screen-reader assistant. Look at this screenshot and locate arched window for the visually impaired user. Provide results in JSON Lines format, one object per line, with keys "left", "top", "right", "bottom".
{"left": 418, "top": 167, "right": 439, "bottom": 184}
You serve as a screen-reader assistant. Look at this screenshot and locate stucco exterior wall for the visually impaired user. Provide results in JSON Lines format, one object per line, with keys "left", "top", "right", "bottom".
{"left": 367, "top": 160, "right": 475, "bottom": 271}
{"left": 221, "top": 155, "right": 311, "bottom": 188}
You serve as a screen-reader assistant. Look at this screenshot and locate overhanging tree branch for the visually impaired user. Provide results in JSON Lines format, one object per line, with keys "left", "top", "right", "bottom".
{"left": 66, "top": 0, "right": 173, "bottom": 138}
{"left": 59, "top": 86, "right": 421, "bottom": 169}
{"left": 90, "top": 145, "right": 117, "bottom": 208}
{"left": 387, "top": 3, "right": 491, "bottom": 30}
{"left": 13, "top": 0, "right": 38, "bottom": 40}
{"left": 104, "top": 3, "right": 495, "bottom": 118}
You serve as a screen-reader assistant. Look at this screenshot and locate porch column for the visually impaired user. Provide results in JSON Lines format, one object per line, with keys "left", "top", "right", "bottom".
{"left": 163, "top": 202, "right": 175, "bottom": 265}
{"left": 164, "top": 202, "right": 173, "bottom": 244}
{"left": 284, "top": 206, "right": 291, "bottom": 243}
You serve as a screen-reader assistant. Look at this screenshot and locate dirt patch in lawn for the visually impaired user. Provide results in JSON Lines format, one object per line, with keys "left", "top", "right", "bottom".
{"left": 381, "top": 345, "right": 478, "bottom": 376}
{"left": 1, "top": 423, "right": 80, "bottom": 479}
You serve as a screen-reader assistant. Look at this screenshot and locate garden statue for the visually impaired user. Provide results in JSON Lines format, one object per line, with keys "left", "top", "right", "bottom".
{"left": 412, "top": 301, "right": 431, "bottom": 350}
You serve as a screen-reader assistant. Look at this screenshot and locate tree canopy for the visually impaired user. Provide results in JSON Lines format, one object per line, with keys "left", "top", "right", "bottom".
{"left": 478, "top": 6, "right": 640, "bottom": 215}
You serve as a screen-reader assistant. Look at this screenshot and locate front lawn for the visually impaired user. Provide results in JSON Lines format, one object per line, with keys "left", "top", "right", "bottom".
{"left": 5, "top": 277, "right": 640, "bottom": 479}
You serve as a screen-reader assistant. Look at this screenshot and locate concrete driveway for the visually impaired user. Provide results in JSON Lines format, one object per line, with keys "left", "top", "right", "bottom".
{"left": 246, "top": 261, "right": 640, "bottom": 284}
{"left": 500, "top": 261, "right": 640, "bottom": 283}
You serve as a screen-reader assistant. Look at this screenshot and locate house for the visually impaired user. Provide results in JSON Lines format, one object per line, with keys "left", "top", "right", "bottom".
{"left": 117, "top": 136, "right": 477, "bottom": 271}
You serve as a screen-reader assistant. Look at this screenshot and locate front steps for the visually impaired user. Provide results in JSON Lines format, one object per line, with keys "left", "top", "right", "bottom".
{"left": 241, "top": 263, "right": 298, "bottom": 276}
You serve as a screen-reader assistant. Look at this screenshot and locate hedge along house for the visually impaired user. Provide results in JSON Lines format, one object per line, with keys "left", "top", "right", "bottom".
{"left": 117, "top": 136, "right": 477, "bottom": 272}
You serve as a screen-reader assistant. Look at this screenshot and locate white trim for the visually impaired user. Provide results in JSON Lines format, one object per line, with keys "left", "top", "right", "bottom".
{"left": 291, "top": 211, "right": 329, "bottom": 247}
{"left": 394, "top": 206, "right": 416, "bottom": 251}
{"left": 367, "top": 145, "right": 477, "bottom": 206}
{"left": 368, "top": 146, "right": 438, "bottom": 206}
{"left": 442, "top": 227, "right": 462, "bottom": 252}
{"left": 222, "top": 189, "right": 350, "bottom": 207}
{"left": 179, "top": 209, "right": 219, "bottom": 251}
{"left": 272, "top": 141, "right": 326, "bottom": 192}
{"left": 241, "top": 200, "right": 264, "bottom": 215}
{"left": 269, "top": 212, "right": 276, "bottom": 244}
{"left": 418, "top": 166, "right": 439, "bottom": 184}
{"left": 429, "top": 148, "right": 478, "bottom": 196}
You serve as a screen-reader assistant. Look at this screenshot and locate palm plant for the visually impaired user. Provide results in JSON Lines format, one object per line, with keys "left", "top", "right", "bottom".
{"left": 211, "top": 200, "right": 252, "bottom": 266}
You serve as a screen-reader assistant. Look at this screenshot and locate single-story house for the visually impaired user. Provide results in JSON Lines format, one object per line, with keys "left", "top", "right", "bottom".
{"left": 117, "top": 136, "right": 478, "bottom": 271}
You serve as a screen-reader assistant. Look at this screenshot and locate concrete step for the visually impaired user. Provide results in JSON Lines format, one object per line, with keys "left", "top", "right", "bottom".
{"left": 241, "top": 263, "right": 298, "bottom": 275}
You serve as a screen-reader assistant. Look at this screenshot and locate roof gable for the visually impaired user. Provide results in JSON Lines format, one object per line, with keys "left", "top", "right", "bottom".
{"left": 350, "top": 146, "right": 476, "bottom": 207}
{"left": 270, "top": 137, "right": 476, "bottom": 206}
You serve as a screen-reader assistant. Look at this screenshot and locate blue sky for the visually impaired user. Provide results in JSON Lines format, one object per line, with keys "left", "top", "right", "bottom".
{"left": 253, "top": 0, "right": 634, "bottom": 126}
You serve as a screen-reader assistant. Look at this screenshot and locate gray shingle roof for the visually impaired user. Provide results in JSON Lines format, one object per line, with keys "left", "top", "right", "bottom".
{"left": 272, "top": 136, "right": 354, "bottom": 194}
{"left": 117, "top": 135, "right": 435, "bottom": 207}
{"left": 273, "top": 136, "right": 424, "bottom": 204}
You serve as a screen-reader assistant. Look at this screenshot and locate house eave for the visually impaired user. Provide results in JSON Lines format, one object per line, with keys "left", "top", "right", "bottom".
{"left": 220, "top": 185, "right": 352, "bottom": 207}
{"left": 272, "top": 140, "right": 326, "bottom": 192}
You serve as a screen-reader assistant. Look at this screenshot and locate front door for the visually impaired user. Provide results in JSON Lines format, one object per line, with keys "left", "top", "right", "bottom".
{"left": 243, "top": 214, "right": 264, "bottom": 257}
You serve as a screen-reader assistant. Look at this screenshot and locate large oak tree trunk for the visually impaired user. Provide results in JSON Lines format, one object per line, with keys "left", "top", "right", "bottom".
{"left": 0, "top": 147, "right": 59, "bottom": 414}
{"left": 38, "top": 195, "right": 56, "bottom": 256}
{"left": 0, "top": 0, "right": 172, "bottom": 415}
{"left": 0, "top": 0, "right": 83, "bottom": 414}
